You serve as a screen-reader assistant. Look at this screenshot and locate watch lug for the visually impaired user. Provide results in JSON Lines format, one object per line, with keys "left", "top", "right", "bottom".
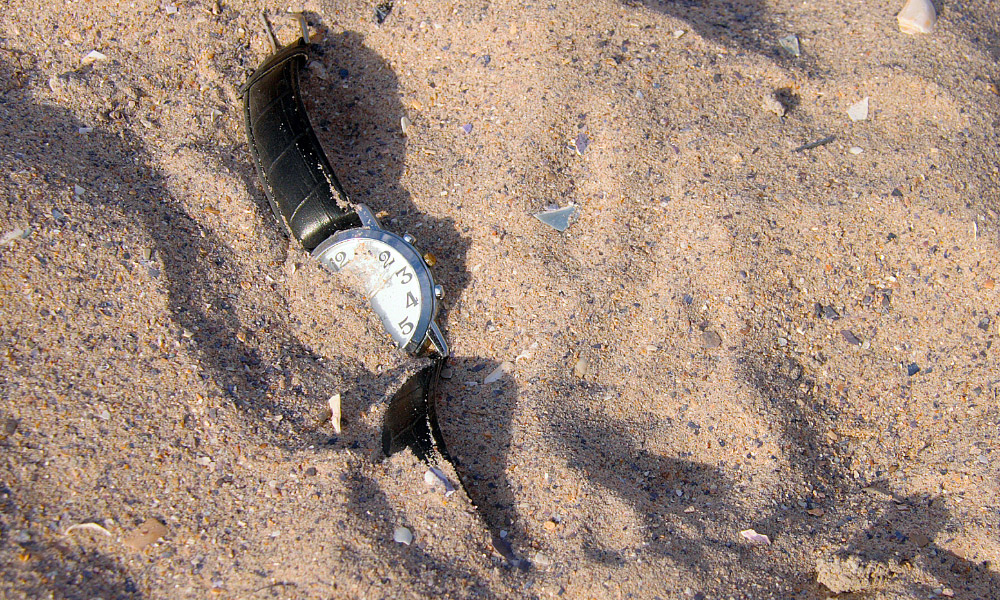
{"left": 425, "top": 321, "right": 449, "bottom": 358}
{"left": 355, "top": 204, "right": 382, "bottom": 229}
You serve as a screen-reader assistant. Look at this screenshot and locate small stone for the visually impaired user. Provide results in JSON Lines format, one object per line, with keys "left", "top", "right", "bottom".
{"left": 483, "top": 361, "right": 513, "bottom": 384}
{"left": 328, "top": 393, "right": 342, "bottom": 434}
{"left": 911, "top": 532, "right": 930, "bottom": 547}
{"left": 740, "top": 529, "right": 770, "bottom": 545}
{"left": 778, "top": 34, "right": 801, "bottom": 57}
{"left": 841, "top": 330, "right": 862, "bottom": 345}
{"left": 534, "top": 205, "right": 578, "bottom": 232}
{"left": 304, "top": 467, "right": 317, "bottom": 476}
{"left": 78, "top": 127, "right": 93, "bottom": 134}
{"left": 164, "top": 4, "right": 178, "bottom": 15}
{"left": 544, "top": 520, "right": 557, "bottom": 531}
{"left": 573, "top": 357, "right": 590, "bottom": 378}
{"left": 81, "top": 50, "right": 108, "bottom": 65}
{"left": 849, "top": 146, "right": 864, "bottom": 155}
{"left": 0, "top": 227, "right": 30, "bottom": 246}
{"left": 807, "top": 507, "right": 825, "bottom": 517}
{"left": 906, "top": 363, "right": 920, "bottom": 376}
{"left": 572, "top": 132, "right": 589, "bottom": 155}
{"left": 531, "top": 551, "right": 552, "bottom": 567}
{"left": 848, "top": 97, "right": 869, "bottom": 122}
{"left": 898, "top": 0, "right": 936, "bottom": 34}
{"left": 400, "top": 116, "right": 412, "bottom": 136}
{"left": 460, "top": 123, "right": 473, "bottom": 134}
{"left": 393, "top": 526, "right": 413, "bottom": 545}
{"left": 702, "top": 331, "right": 722, "bottom": 348}
{"left": 374, "top": 1, "right": 393, "bottom": 24}
{"left": 124, "top": 518, "right": 167, "bottom": 551}
{"left": 762, "top": 93, "right": 785, "bottom": 117}
{"left": 672, "top": 30, "right": 686, "bottom": 38}
{"left": 74, "top": 184, "right": 85, "bottom": 197}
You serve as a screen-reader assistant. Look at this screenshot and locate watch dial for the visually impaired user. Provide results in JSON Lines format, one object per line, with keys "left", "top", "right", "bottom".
{"left": 326, "top": 237, "right": 424, "bottom": 347}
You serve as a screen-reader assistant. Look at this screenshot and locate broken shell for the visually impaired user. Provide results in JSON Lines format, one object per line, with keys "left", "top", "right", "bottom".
{"left": 897, "top": 0, "right": 936, "bottom": 34}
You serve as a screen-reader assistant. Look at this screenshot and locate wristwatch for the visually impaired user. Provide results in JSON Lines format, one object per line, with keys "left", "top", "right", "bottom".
{"left": 240, "top": 15, "right": 449, "bottom": 460}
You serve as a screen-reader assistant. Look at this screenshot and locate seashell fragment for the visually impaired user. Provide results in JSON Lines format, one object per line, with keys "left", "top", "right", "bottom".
{"left": 897, "top": 0, "right": 936, "bottom": 34}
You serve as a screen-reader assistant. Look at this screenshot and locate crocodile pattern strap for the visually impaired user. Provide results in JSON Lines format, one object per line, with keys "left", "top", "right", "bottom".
{"left": 242, "top": 39, "right": 361, "bottom": 250}
{"left": 381, "top": 358, "right": 450, "bottom": 461}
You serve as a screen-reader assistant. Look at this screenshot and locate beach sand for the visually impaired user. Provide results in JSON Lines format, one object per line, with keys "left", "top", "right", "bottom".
{"left": 1, "top": 0, "right": 998, "bottom": 597}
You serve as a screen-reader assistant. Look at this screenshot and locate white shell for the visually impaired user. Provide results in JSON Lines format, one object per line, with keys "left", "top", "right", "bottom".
{"left": 897, "top": 0, "right": 936, "bottom": 34}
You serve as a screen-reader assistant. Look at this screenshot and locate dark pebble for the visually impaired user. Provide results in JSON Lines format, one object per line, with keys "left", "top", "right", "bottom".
{"left": 338, "top": 68, "right": 349, "bottom": 79}
{"left": 841, "top": 330, "right": 862, "bottom": 345}
{"left": 702, "top": 330, "right": 722, "bottom": 348}
{"left": 305, "top": 467, "right": 318, "bottom": 476}
{"left": 891, "top": 188, "right": 904, "bottom": 197}
{"left": 907, "top": 363, "right": 920, "bottom": 376}
{"left": 374, "top": 1, "right": 393, "bottom": 24}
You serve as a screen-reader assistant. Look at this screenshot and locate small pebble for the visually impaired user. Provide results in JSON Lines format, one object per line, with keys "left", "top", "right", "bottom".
{"left": 393, "top": 526, "right": 413, "bottom": 545}
{"left": 400, "top": 116, "right": 412, "bottom": 136}
{"left": 573, "top": 357, "right": 590, "bottom": 378}
{"left": 848, "top": 97, "right": 869, "bottom": 122}
{"left": 483, "top": 361, "right": 512, "bottom": 384}
{"left": 778, "top": 34, "right": 801, "bottom": 57}
{"left": 849, "top": 146, "right": 864, "bottom": 155}
{"left": 906, "top": 363, "right": 920, "bottom": 376}
{"left": 702, "top": 331, "right": 722, "bottom": 348}
{"left": 164, "top": 5, "right": 178, "bottom": 15}
{"left": 762, "top": 93, "right": 785, "bottom": 117}
{"left": 124, "top": 518, "right": 167, "bottom": 551}
{"left": 82, "top": 50, "right": 108, "bottom": 65}
{"left": 841, "top": 330, "right": 862, "bottom": 345}
{"left": 460, "top": 123, "right": 473, "bottom": 134}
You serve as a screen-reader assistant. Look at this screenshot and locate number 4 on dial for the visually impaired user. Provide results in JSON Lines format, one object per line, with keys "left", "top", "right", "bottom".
{"left": 406, "top": 291, "right": 418, "bottom": 308}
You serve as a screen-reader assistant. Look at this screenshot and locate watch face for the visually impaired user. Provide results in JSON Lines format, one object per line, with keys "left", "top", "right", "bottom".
{"left": 313, "top": 229, "right": 434, "bottom": 353}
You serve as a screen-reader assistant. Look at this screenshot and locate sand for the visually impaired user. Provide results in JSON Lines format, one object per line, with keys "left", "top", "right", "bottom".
{"left": 1, "top": 0, "right": 998, "bottom": 598}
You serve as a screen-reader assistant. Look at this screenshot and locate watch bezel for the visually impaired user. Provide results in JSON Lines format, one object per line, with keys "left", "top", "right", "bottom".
{"left": 312, "top": 227, "right": 437, "bottom": 356}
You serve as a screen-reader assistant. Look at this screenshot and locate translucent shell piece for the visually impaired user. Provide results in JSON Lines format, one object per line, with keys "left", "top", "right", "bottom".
{"left": 897, "top": 0, "right": 936, "bottom": 34}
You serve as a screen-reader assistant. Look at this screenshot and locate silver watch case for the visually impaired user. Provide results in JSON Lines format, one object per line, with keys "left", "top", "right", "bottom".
{"left": 312, "top": 204, "right": 448, "bottom": 358}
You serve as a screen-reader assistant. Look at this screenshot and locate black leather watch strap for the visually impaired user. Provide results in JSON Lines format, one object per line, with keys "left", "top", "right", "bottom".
{"left": 381, "top": 358, "right": 450, "bottom": 462}
{"left": 241, "top": 39, "right": 361, "bottom": 250}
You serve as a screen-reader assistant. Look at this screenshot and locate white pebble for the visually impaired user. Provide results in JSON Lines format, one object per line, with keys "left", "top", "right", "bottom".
{"left": 847, "top": 97, "right": 869, "bottom": 122}
{"left": 81, "top": 50, "right": 107, "bottom": 65}
{"left": 849, "top": 146, "right": 864, "bottom": 155}
{"left": 897, "top": 0, "right": 936, "bottom": 34}
{"left": 400, "top": 116, "right": 412, "bottom": 136}
{"left": 393, "top": 526, "right": 413, "bottom": 545}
